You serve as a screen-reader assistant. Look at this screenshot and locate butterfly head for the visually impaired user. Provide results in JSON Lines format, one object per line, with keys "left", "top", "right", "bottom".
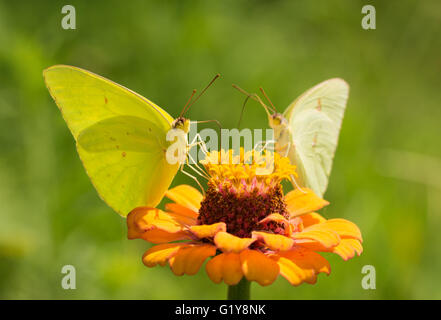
{"left": 269, "top": 113, "right": 287, "bottom": 128}
{"left": 172, "top": 117, "right": 190, "bottom": 133}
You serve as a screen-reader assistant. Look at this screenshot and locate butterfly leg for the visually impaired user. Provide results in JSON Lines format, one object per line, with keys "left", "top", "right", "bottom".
{"left": 253, "top": 139, "right": 276, "bottom": 153}
{"left": 283, "top": 141, "right": 291, "bottom": 157}
{"left": 186, "top": 150, "right": 210, "bottom": 180}
{"left": 186, "top": 134, "right": 210, "bottom": 179}
{"left": 278, "top": 141, "right": 306, "bottom": 194}
{"left": 179, "top": 163, "right": 206, "bottom": 195}
{"left": 189, "top": 133, "right": 209, "bottom": 156}
{"left": 253, "top": 140, "right": 266, "bottom": 153}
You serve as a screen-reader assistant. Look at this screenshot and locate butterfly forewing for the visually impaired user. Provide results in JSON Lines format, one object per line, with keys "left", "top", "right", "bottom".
{"left": 44, "top": 65, "right": 179, "bottom": 216}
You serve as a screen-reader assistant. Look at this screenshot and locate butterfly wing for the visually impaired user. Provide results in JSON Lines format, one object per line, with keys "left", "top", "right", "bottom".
{"left": 284, "top": 78, "right": 349, "bottom": 197}
{"left": 44, "top": 65, "right": 179, "bottom": 216}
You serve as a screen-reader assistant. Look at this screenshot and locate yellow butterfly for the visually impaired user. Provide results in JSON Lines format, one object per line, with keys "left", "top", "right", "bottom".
{"left": 235, "top": 79, "right": 349, "bottom": 197}
{"left": 44, "top": 65, "right": 216, "bottom": 216}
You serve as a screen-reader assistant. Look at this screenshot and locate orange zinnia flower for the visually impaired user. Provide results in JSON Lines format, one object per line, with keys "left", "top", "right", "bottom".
{"left": 127, "top": 149, "right": 362, "bottom": 290}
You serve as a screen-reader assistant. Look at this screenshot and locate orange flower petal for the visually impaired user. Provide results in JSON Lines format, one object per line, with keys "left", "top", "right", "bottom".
{"left": 259, "top": 214, "right": 293, "bottom": 235}
{"left": 165, "top": 203, "right": 198, "bottom": 226}
{"left": 205, "top": 253, "right": 243, "bottom": 285}
{"left": 288, "top": 217, "right": 304, "bottom": 233}
{"left": 271, "top": 254, "right": 315, "bottom": 286}
{"left": 222, "top": 253, "right": 245, "bottom": 285}
{"left": 283, "top": 247, "right": 331, "bottom": 275}
{"left": 285, "top": 188, "right": 329, "bottom": 217}
{"left": 189, "top": 222, "right": 226, "bottom": 239}
{"left": 214, "top": 232, "right": 256, "bottom": 253}
{"left": 293, "top": 229, "right": 340, "bottom": 249}
{"left": 205, "top": 254, "right": 223, "bottom": 284}
{"left": 140, "top": 229, "right": 189, "bottom": 244}
{"left": 127, "top": 207, "right": 189, "bottom": 242}
{"left": 142, "top": 243, "right": 188, "bottom": 267}
{"left": 165, "top": 203, "right": 199, "bottom": 219}
{"left": 252, "top": 231, "right": 294, "bottom": 251}
{"left": 127, "top": 206, "right": 163, "bottom": 239}
{"left": 296, "top": 238, "right": 363, "bottom": 261}
{"left": 271, "top": 247, "right": 330, "bottom": 285}
{"left": 259, "top": 213, "right": 290, "bottom": 226}
{"left": 300, "top": 212, "right": 327, "bottom": 228}
{"left": 165, "top": 185, "right": 203, "bottom": 212}
{"left": 317, "top": 219, "right": 363, "bottom": 242}
{"left": 331, "top": 239, "right": 363, "bottom": 261}
{"left": 240, "top": 249, "right": 279, "bottom": 286}
{"left": 127, "top": 208, "right": 146, "bottom": 239}
{"left": 169, "top": 244, "right": 217, "bottom": 276}
{"left": 127, "top": 207, "right": 181, "bottom": 232}
{"left": 293, "top": 239, "right": 328, "bottom": 251}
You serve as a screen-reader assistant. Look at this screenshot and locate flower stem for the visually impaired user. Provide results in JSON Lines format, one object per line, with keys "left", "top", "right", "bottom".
{"left": 227, "top": 278, "right": 251, "bottom": 300}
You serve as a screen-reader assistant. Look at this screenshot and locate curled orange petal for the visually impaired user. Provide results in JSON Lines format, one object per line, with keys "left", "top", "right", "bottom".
{"left": 165, "top": 185, "right": 203, "bottom": 212}
{"left": 296, "top": 238, "right": 362, "bottom": 261}
{"left": 271, "top": 247, "right": 330, "bottom": 286}
{"left": 214, "top": 232, "right": 256, "bottom": 253}
{"left": 169, "top": 244, "right": 217, "bottom": 276}
{"left": 252, "top": 231, "right": 294, "bottom": 251}
{"left": 281, "top": 247, "right": 331, "bottom": 276}
{"left": 240, "top": 249, "right": 279, "bottom": 286}
{"left": 259, "top": 213, "right": 290, "bottom": 226}
{"left": 259, "top": 213, "right": 292, "bottom": 235}
{"left": 165, "top": 203, "right": 199, "bottom": 226}
{"left": 127, "top": 207, "right": 189, "bottom": 242}
{"left": 271, "top": 254, "right": 315, "bottom": 286}
{"left": 142, "top": 243, "right": 188, "bottom": 267}
{"left": 331, "top": 239, "right": 363, "bottom": 260}
{"left": 317, "top": 219, "right": 363, "bottom": 242}
{"left": 205, "top": 253, "right": 243, "bottom": 285}
{"left": 288, "top": 217, "right": 304, "bottom": 235}
{"left": 293, "top": 229, "right": 340, "bottom": 249}
{"left": 140, "top": 229, "right": 189, "bottom": 244}
{"left": 205, "top": 255, "right": 223, "bottom": 284}
{"left": 189, "top": 222, "right": 226, "bottom": 239}
{"left": 285, "top": 188, "right": 329, "bottom": 217}
{"left": 300, "top": 212, "right": 327, "bottom": 228}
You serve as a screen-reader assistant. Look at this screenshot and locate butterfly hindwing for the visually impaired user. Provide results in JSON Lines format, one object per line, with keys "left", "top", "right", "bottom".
{"left": 284, "top": 78, "right": 349, "bottom": 197}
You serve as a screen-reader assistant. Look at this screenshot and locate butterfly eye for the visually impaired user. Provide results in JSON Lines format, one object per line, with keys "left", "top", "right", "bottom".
{"left": 183, "top": 119, "right": 190, "bottom": 133}
{"left": 271, "top": 115, "right": 281, "bottom": 125}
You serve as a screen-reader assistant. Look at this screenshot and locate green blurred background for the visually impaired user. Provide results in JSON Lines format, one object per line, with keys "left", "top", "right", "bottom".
{"left": 1, "top": 0, "right": 440, "bottom": 299}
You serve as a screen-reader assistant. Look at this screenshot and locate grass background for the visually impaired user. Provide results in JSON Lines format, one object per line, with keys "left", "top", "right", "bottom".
{"left": 0, "top": 0, "right": 440, "bottom": 299}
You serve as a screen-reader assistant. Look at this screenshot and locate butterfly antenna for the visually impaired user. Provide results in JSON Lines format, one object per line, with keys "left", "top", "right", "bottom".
{"left": 182, "top": 74, "right": 221, "bottom": 117}
{"left": 194, "top": 119, "right": 223, "bottom": 130}
{"left": 259, "top": 87, "right": 277, "bottom": 113}
{"left": 232, "top": 84, "right": 252, "bottom": 97}
{"left": 180, "top": 89, "right": 197, "bottom": 117}
{"left": 232, "top": 84, "right": 272, "bottom": 117}
{"left": 237, "top": 95, "right": 251, "bottom": 129}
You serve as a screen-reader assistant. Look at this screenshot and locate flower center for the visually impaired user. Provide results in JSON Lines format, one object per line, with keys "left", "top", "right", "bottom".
{"left": 197, "top": 149, "right": 297, "bottom": 238}
{"left": 198, "top": 181, "right": 289, "bottom": 238}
